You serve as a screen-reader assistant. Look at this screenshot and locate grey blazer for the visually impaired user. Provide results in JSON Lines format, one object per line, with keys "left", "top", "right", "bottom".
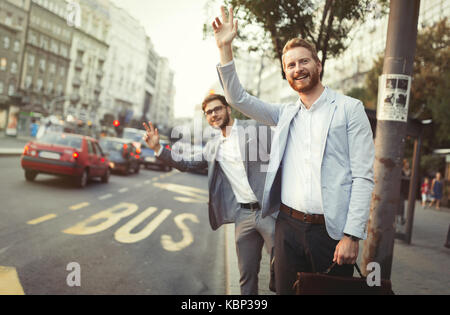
{"left": 157, "top": 119, "right": 273, "bottom": 230}
{"left": 217, "top": 61, "right": 375, "bottom": 240}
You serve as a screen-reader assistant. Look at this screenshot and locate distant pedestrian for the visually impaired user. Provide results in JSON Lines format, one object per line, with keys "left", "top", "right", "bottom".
{"left": 429, "top": 172, "right": 443, "bottom": 210}
{"left": 421, "top": 177, "right": 430, "bottom": 207}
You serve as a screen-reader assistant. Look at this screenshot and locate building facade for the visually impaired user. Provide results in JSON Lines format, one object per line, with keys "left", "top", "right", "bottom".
{"left": 99, "top": 1, "right": 147, "bottom": 128}
{"left": 0, "top": 0, "right": 30, "bottom": 135}
{"left": 64, "top": 0, "right": 109, "bottom": 127}
{"left": 323, "top": 0, "right": 450, "bottom": 94}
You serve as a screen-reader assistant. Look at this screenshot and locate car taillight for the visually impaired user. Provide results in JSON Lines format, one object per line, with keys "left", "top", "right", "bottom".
{"left": 100, "top": 157, "right": 105, "bottom": 163}
{"left": 165, "top": 144, "right": 171, "bottom": 150}
{"left": 135, "top": 155, "right": 140, "bottom": 159}
{"left": 73, "top": 152, "right": 79, "bottom": 159}
{"left": 23, "top": 145, "right": 29, "bottom": 155}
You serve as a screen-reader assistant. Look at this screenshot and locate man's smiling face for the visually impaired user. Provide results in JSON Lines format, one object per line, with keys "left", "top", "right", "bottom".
{"left": 283, "top": 46, "right": 322, "bottom": 94}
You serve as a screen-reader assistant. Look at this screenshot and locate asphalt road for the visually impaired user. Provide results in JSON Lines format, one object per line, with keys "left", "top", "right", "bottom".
{"left": 0, "top": 156, "right": 225, "bottom": 294}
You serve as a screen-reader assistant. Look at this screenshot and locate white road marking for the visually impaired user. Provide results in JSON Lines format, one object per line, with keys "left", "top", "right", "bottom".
{"left": 99, "top": 194, "right": 112, "bottom": 200}
{"left": 118, "top": 187, "right": 129, "bottom": 193}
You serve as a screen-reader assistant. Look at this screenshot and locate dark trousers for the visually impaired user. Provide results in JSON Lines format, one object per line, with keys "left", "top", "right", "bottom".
{"left": 274, "top": 210, "right": 354, "bottom": 295}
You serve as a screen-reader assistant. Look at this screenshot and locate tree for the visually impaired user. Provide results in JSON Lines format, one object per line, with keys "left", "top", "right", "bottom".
{"left": 205, "top": 0, "right": 387, "bottom": 79}
{"left": 363, "top": 18, "right": 450, "bottom": 175}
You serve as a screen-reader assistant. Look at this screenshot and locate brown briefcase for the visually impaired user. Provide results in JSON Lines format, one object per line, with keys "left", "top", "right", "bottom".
{"left": 293, "top": 262, "right": 394, "bottom": 295}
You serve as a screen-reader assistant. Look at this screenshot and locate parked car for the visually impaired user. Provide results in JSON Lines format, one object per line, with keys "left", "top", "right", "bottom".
{"left": 21, "top": 132, "right": 111, "bottom": 188}
{"left": 98, "top": 137, "right": 140, "bottom": 175}
{"left": 139, "top": 139, "right": 172, "bottom": 172}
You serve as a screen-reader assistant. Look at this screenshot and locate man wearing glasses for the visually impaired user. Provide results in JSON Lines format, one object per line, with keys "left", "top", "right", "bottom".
{"left": 143, "top": 93, "right": 275, "bottom": 295}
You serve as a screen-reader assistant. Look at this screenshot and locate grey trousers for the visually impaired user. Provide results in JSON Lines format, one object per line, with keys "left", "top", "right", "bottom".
{"left": 234, "top": 208, "right": 276, "bottom": 295}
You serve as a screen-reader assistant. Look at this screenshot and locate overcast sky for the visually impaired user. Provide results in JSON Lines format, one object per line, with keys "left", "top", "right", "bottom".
{"left": 110, "top": 0, "right": 223, "bottom": 119}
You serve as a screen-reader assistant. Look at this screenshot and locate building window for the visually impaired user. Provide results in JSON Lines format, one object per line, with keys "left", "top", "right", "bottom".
{"left": 11, "top": 62, "right": 17, "bottom": 74}
{"left": 47, "top": 81, "right": 53, "bottom": 94}
{"left": 25, "top": 75, "right": 32, "bottom": 89}
{"left": 5, "top": 13, "right": 12, "bottom": 26}
{"left": 4, "top": 37, "right": 10, "bottom": 49}
{"left": 39, "top": 59, "right": 46, "bottom": 72}
{"left": 60, "top": 66, "right": 65, "bottom": 77}
{"left": 13, "top": 40, "right": 20, "bottom": 52}
{"left": 8, "top": 84, "right": 15, "bottom": 96}
{"left": 0, "top": 81, "right": 3, "bottom": 94}
{"left": 0, "top": 58, "right": 7, "bottom": 71}
{"left": 36, "top": 78, "right": 43, "bottom": 92}
{"left": 28, "top": 54, "right": 35, "bottom": 67}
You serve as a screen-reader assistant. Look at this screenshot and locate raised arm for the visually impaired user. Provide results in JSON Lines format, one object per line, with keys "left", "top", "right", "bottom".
{"left": 143, "top": 122, "right": 208, "bottom": 172}
{"left": 212, "top": 6, "right": 238, "bottom": 66}
{"left": 213, "top": 6, "right": 283, "bottom": 126}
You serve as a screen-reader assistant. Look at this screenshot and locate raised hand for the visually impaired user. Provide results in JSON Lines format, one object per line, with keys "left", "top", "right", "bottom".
{"left": 212, "top": 6, "right": 238, "bottom": 65}
{"left": 212, "top": 6, "right": 238, "bottom": 48}
{"left": 142, "top": 121, "right": 161, "bottom": 152}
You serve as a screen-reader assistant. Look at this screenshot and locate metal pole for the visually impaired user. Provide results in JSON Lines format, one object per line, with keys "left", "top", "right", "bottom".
{"left": 361, "top": 0, "right": 420, "bottom": 279}
{"left": 405, "top": 136, "right": 421, "bottom": 244}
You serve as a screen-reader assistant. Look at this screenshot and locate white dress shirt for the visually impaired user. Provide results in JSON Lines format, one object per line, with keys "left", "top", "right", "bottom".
{"left": 281, "top": 87, "right": 329, "bottom": 214}
{"left": 216, "top": 120, "right": 258, "bottom": 204}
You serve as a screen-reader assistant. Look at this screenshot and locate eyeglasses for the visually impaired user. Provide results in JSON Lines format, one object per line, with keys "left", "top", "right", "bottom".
{"left": 204, "top": 105, "right": 225, "bottom": 117}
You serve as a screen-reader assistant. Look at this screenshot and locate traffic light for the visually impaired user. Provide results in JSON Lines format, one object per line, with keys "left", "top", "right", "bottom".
{"left": 113, "top": 120, "right": 123, "bottom": 137}
{"left": 113, "top": 120, "right": 120, "bottom": 127}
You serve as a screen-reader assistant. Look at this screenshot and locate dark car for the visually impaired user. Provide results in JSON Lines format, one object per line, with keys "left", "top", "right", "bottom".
{"left": 139, "top": 139, "right": 172, "bottom": 172}
{"left": 98, "top": 137, "right": 140, "bottom": 175}
{"left": 21, "top": 132, "right": 111, "bottom": 188}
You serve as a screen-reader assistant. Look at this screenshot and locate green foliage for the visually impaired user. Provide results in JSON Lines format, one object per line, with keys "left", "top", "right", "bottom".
{"left": 364, "top": 18, "right": 450, "bottom": 154}
{"left": 207, "top": 0, "right": 388, "bottom": 78}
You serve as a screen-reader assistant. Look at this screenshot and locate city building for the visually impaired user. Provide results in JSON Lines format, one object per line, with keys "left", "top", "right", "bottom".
{"left": 99, "top": 1, "right": 147, "bottom": 128}
{"left": 153, "top": 56, "right": 175, "bottom": 132}
{"left": 63, "top": 0, "right": 110, "bottom": 128}
{"left": 17, "top": 0, "right": 73, "bottom": 135}
{"left": 323, "top": 0, "right": 450, "bottom": 94}
{"left": 0, "top": 0, "right": 30, "bottom": 135}
{"left": 143, "top": 36, "right": 158, "bottom": 124}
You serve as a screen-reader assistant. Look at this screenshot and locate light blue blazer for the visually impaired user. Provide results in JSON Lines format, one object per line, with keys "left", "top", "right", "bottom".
{"left": 217, "top": 61, "right": 375, "bottom": 240}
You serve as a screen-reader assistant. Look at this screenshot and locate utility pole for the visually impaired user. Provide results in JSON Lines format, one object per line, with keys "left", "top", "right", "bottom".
{"left": 361, "top": 0, "right": 420, "bottom": 279}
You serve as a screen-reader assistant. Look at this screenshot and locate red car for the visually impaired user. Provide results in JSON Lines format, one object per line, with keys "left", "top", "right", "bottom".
{"left": 21, "top": 132, "right": 111, "bottom": 188}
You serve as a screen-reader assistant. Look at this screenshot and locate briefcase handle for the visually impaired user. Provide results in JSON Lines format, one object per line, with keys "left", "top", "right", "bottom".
{"left": 323, "top": 262, "right": 365, "bottom": 279}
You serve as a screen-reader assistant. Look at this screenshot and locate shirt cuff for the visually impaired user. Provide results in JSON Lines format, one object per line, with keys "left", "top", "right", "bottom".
{"left": 217, "top": 59, "right": 234, "bottom": 68}
{"left": 155, "top": 145, "right": 163, "bottom": 157}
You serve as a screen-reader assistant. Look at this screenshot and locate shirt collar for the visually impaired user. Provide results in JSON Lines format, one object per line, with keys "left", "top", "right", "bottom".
{"left": 298, "top": 87, "right": 328, "bottom": 112}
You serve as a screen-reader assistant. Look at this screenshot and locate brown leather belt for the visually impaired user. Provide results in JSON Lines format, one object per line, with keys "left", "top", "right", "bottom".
{"left": 280, "top": 203, "right": 325, "bottom": 225}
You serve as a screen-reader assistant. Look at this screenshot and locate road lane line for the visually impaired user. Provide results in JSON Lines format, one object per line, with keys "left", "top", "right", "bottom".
{"left": 0, "top": 266, "right": 25, "bottom": 295}
{"left": 99, "top": 193, "right": 112, "bottom": 200}
{"left": 27, "top": 214, "right": 57, "bottom": 225}
{"left": 118, "top": 187, "right": 129, "bottom": 193}
{"left": 69, "top": 202, "right": 90, "bottom": 211}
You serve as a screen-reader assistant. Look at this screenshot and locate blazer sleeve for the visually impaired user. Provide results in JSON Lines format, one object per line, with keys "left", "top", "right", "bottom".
{"left": 217, "top": 61, "right": 283, "bottom": 127}
{"left": 343, "top": 101, "right": 375, "bottom": 240}
{"left": 157, "top": 146, "right": 208, "bottom": 172}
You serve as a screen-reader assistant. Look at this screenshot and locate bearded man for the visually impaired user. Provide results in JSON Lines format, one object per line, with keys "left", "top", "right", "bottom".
{"left": 143, "top": 93, "right": 275, "bottom": 295}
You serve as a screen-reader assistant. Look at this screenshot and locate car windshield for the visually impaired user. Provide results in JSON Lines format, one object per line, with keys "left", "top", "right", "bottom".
{"left": 99, "top": 140, "right": 124, "bottom": 152}
{"left": 38, "top": 133, "right": 82, "bottom": 149}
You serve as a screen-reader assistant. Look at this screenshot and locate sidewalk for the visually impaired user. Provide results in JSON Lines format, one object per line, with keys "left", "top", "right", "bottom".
{"left": 225, "top": 202, "right": 450, "bottom": 295}
{"left": 0, "top": 133, "right": 31, "bottom": 156}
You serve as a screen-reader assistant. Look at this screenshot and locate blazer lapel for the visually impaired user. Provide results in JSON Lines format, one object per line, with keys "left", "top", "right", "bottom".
{"left": 207, "top": 136, "right": 222, "bottom": 188}
{"left": 319, "top": 90, "right": 337, "bottom": 167}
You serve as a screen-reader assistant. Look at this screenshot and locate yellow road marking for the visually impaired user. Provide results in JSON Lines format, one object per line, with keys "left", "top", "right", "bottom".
{"left": 69, "top": 202, "right": 90, "bottom": 211}
{"left": 0, "top": 266, "right": 25, "bottom": 295}
{"left": 27, "top": 214, "right": 57, "bottom": 225}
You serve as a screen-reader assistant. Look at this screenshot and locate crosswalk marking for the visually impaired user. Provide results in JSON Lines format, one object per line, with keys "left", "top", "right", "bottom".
{"left": 99, "top": 193, "right": 112, "bottom": 200}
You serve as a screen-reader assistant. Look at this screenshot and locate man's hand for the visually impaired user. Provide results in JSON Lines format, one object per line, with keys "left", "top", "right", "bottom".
{"left": 142, "top": 121, "right": 161, "bottom": 153}
{"left": 212, "top": 6, "right": 238, "bottom": 65}
{"left": 333, "top": 235, "right": 359, "bottom": 265}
